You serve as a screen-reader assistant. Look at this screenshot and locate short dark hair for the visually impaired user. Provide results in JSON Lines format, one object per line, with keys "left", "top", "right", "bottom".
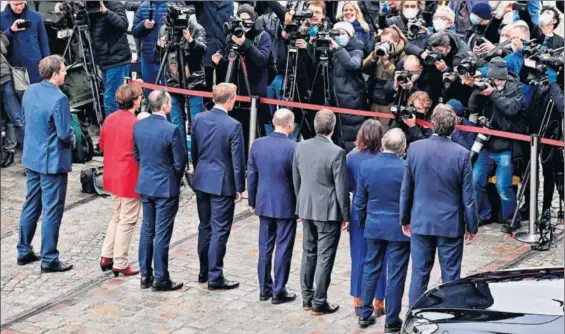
{"left": 429, "top": 32, "right": 451, "bottom": 48}
{"left": 541, "top": 6, "right": 561, "bottom": 29}
{"left": 39, "top": 55, "right": 65, "bottom": 80}
{"left": 116, "top": 83, "right": 143, "bottom": 110}
{"left": 148, "top": 90, "right": 171, "bottom": 113}
{"left": 314, "top": 109, "right": 336, "bottom": 136}
{"left": 431, "top": 104, "right": 457, "bottom": 136}
{"left": 355, "top": 119, "right": 384, "bottom": 154}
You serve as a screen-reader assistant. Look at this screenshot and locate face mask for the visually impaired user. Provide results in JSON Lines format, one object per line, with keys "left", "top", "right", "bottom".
{"left": 403, "top": 8, "right": 418, "bottom": 20}
{"left": 496, "top": 84, "right": 505, "bottom": 91}
{"left": 433, "top": 19, "right": 446, "bottom": 32}
{"left": 336, "top": 35, "right": 350, "bottom": 47}
{"left": 411, "top": 73, "right": 421, "bottom": 81}
{"left": 470, "top": 14, "right": 481, "bottom": 25}
{"left": 539, "top": 14, "right": 553, "bottom": 27}
{"left": 344, "top": 17, "right": 356, "bottom": 23}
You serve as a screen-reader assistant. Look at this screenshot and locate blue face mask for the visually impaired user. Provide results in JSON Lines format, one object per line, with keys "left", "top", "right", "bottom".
{"left": 470, "top": 14, "right": 481, "bottom": 25}
{"left": 336, "top": 35, "right": 350, "bottom": 47}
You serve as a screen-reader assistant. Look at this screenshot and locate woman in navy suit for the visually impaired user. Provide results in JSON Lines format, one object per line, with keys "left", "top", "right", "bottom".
{"left": 346, "top": 119, "right": 386, "bottom": 316}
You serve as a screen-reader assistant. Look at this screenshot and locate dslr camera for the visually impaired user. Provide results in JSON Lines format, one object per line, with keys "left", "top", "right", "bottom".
{"left": 374, "top": 41, "right": 395, "bottom": 57}
{"left": 396, "top": 70, "right": 412, "bottom": 85}
{"left": 457, "top": 55, "right": 479, "bottom": 76}
{"left": 391, "top": 105, "right": 416, "bottom": 119}
{"left": 470, "top": 116, "right": 492, "bottom": 158}
{"left": 443, "top": 72, "right": 458, "bottom": 90}
{"left": 473, "top": 77, "right": 492, "bottom": 91}
{"left": 407, "top": 18, "right": 427, "bottom": 38}
{"left": 166, "top": 5, "right": 195, "bottom": 30}
{"left": 224, "top": 17, "right": 254, "bottom": 38}
{"left": 423, "top": 49, "right": 444, "bottom": 66}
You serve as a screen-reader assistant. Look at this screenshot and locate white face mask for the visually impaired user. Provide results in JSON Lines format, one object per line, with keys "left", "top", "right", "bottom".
{"left": 403, "top": 8, "right": 418, "bottom": 20}
{"left": 344, "top": 16, "right": 356, "bottom": 23}
{"left": 539, "top": 13, "right": 554, "bottom": 27}
{"left": 433, "top": 19, "right": 446, "bottom": 32}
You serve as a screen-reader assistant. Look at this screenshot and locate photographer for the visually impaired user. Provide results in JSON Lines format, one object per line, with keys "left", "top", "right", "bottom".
{"left": 389, "top": 91, "right": 432, "bottom": 145}
{"left": 86, "top": 1, "right": 131, "bottom": 117}
{"left": 520, "top": 6, "right": 564, "bottom": 49}
{"left": 466, "top": 2, "right": 501, "bottom": 49}
{"left": 384, "top": 55, "right": 440, "bottom": 107}
{"left": 330, "top": 21, "right": 366, "bottom": 153}
{"left": 378, "top": 0, "right": 423, "bottom": 32}
{"left": 363, "top": 26, "right": 407, "bottom": 122}
{"left": 0, "top": 1, "right": 50, "bottom": 84}
{"left": 431, "top": 6, "right": 456, "bottom": 34}
{"left": 156, "top": 12, "right": 206, "bottom": 145}
{"left": 469, "top": 57, "right": 524, "bottom": 228}
{"left": 132, "top": 1, "right": 170, "bottom": 86}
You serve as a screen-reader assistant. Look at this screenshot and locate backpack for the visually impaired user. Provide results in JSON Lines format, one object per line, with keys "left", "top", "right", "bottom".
{"left": 71, "top": 113, "right": 94, "bottom": 164}
{"left": 80, "top": 167, "right": 110, "bottom": 196}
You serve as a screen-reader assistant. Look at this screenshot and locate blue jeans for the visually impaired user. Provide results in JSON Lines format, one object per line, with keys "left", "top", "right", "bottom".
{"left": 0, "top": 81, "right": 24, "bottom": 148}
{"left": 139, "top": 195, "right": 179, "bottom": 282}
{"left": 473, "top": 149, "right": 517, "bottom": 222}
{"left": 17, "top": 170, "right": 68, "bottom": 267}
{"left": 170, "top": 95, "right": 204, "bottom": 144}
{"left": 102, "top": 64, "right": 131, "bottom": 117}
{"left": 514, "top": 0, "right": 541, "bottom": 25}
{"left": 264, "top": 74, "right": 300, "bottom": 141}
{"left": 141, "top": 58, "right": 163, "bottom": 87}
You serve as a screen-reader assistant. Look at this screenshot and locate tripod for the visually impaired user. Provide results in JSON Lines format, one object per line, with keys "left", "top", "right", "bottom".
{"left": 63, "top": 22, "right": 104, "bottom": 125}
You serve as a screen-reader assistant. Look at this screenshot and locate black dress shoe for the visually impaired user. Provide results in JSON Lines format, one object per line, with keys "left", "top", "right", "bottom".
{"left": 384, "top": 322, "right": 403, "bottom": 333}
{"left": 272, "top": 292, "right": 296, "bottom": 305}
{"left": 140, "top": 276, "right": 154, "bottom": 289}
{"left": 1, "top": 152, "right": 14, "bottom": 168}
{"left": 40, "top": 261, "right": 73, "bottom": 273}
{"left": 17, "top": 252, "right": 40, "bottom": 266}
{"left": 208, "top": 279, "right": 239, "bottom": 291}
{"left": 358, "top": 315, "right": 376, "bottom": 328}
{"left": 198, "top": 274, "right": 208, "bottom": 284}
{"left": 260, "top": 291, "right": 272, "bottom": 301}
{"left": 478, "top": 218, "right": 492, "bottom": 227}
{"left": 312, "top": 303, "right": 340, "bottom": 315}
{"left": 501, "top": 222, "right": 521, "bottom": 234}
{"left": 303, "top": 301, "right": 312, "bottom": 311}
{"left": 152, "top": 280, "right": 183, "bottom": 292}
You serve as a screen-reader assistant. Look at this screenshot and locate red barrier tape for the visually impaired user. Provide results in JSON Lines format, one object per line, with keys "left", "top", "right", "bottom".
{"left": 133, "top": 80, "right": 564, "bottom": 148}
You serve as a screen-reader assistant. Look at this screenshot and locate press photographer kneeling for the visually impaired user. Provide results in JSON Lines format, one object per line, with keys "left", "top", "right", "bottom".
{"left": 467, "top": 57, "right": 525, "bottom": 230}
{"left": 389, "top": 90, "right": 432, "bottom": 146}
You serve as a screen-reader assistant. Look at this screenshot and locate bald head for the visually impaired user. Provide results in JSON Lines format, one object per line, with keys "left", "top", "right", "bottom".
{"left": 148, "top": 90, "right": 171, "bottom": 114}
{"left": 382, "top": 128, "right": 406, "bottom": 155}
{"left": 404, "top": 55, "right": 422, "bottom": 72}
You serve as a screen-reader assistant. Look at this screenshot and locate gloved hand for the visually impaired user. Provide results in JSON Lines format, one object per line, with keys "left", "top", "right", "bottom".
{"left": 546, "top": 68, "right": 558, "bottom": 84}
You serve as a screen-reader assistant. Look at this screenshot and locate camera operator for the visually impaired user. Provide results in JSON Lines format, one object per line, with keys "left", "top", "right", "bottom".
{"left": 155, "top": 12, "right": 206, "bottom": 145}
{"left": 132, "top": 1, "right": 170, "bottom": 86}
{"left": 469, "top": 57, "right": 525, "bottom": 228}
{"left": 0, "top": 1, "right": 50, "bottom": 84}
{"left": 329, "top": 21, "right": 367, "bottom": 153}
{"left": 83, "top": 1, "right": 131, "bottom": 117}
{"left": 363, "top": 26, "right": 407, "bottom": 123}
{"left": 378, "top": 0, "right": 423, "bottom": 33}
{"left": 389, "top": 91, "right": 432, "bottom": 146}
{"left": 466, "top": 2, "right": 501, "bottom": 49}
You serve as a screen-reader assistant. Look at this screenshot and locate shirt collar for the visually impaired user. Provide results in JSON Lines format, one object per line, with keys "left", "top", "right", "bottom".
{"left": 215, "top": 105, "right": 228, "bottom": 113}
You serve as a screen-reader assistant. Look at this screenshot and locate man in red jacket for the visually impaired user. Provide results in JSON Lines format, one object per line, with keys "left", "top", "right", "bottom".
{"left": 99, "top": 83, "right": 143, "bottom": 276}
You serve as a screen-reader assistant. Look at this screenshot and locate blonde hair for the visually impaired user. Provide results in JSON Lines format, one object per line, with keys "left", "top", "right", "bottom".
{"left": 408, "top": 91, "right": 432, "bottom": 110}
{"left": 434, "top": 6, "right": 455, "bottom": 23}
{"left": 337, "top": 1, "right": 370, "bottom": 32}
{"left": 213, "top": 83, "right": 237, "bottom": 104}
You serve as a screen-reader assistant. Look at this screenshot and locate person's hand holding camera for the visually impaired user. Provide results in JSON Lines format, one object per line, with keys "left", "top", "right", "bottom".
{"left": 460, "top": 73, "right": 475, "bottom": 87}
{"left": 212, "top": 51, "right": 222, "bottom": 65}
{"left": 144, "top": 19, "right": 155, "bottom": 30}
{"left": 99, "top": 1, "right": 107, "bottom": 14}
{"left": 394, "top": 72, "right": 413, "bottom": 91}
{"left": 435, "top": 60, "right": 448, "bottom": 72}
{"left": 183, "top": 29, "right": 193, "bottom": 43}
{"left": 330, "top": 38, "right": 339, "bottom": 49}
{"left": 281, "top": 31, "right": 288, "bottom": 40}
{"left": 232, "top": 34, "right": 246, "bottom": 46}
{"left": 474, "top": 39, "right": 495, "bottom": 55}
{"left": 10, "top": 19, "right": 26, "bottom": 32}
{"left": 511, "top": 37, "right": 523, "bottom": 52}
{"left": 402, "top": 114, "right": 417, "bottom": 128}
{"left": 295, "top": 39, "right": 307, "bottom": 49}
{"left": 380, "top": 55, "right": 390, "bottom": 65}
{"left": 479, "top": 82, "right": 496, "bottom": 96}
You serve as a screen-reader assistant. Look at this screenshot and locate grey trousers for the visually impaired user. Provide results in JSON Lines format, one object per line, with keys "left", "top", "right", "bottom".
{"left": 300, "top": 220, "right": 341, "bottom": 308}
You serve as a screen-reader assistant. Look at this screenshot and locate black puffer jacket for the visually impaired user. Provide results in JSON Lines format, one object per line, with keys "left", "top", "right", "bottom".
{"left": 331, "top": 36, "right": 367, "bottom": 153}
{"left": 0, "top": 32, "right": 11, "bottom": 86}
{"left": 88, "top": 1, "right": 131, "bottom": 71}
{"left": 469, "top": 74, "right": 525, "bottom": 157}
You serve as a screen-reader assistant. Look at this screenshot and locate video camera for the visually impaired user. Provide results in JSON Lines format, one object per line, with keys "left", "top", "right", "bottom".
{"left": 470, "top": 116, "right": 492, "bottom": 159}
{"left": 284, "top": 9, "right": 313, "bottom": 39}
{"left": 391, "top": 105, "right": 416, "bottom": 120}
{"left": 314, "top": 27, "right": 341, "bottom": 51}
{"left": 165, "top": 4, "right": 195, "bottom": 30}
{"left": 224, "top": 17, "right": 254, "bottom": 39}
{"left": 374, "top": 41, "right": 395, "bottom": 57}
{"left": 523, "top": 45, "right": 564, "bottom": 84}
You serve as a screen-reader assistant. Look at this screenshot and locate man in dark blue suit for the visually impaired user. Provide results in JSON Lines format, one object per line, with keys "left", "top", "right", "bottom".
{"left": 134, "top": 90, "right": 186, "bottom": 292}
{"left": 400, "top": 104, "right": 478, "bottom": 307}
{"left": 18, "top": 55, "right": 75, "bottom": 273}
{"left": 248, "top": 109, "right": 297, "bottom": 304}
{"left": 191, "top": 83, "right": 245, "bottom": 290}
{"left": 354, "top": 129, "right": 410, "bottom": 333}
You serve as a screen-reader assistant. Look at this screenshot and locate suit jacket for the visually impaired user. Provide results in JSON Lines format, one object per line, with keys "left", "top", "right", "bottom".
{"left": 133, "top": 114, "right": 186, "bottom": 197}
{"left": 191, "top": 108, "right": 245, "bottom": 196}
{"left": 100, "top": 110, "right": 140, "bottom": 199}
{"left": 346, "top": 149, "right": 378, "bottom": 224}
{"left": 22, "top": 81, "right": 76, "bottom": 174}
{"left": 400, "top": 136, "right": 478, "bottom": 238}
{"left": 354, "top": 153, "right": 409, "bottom": 242}
{"left": 293, "top": 135, "right": 349, "bottom": 222}
{"left": 248, "top": 132, "right": 297, "bottom": 219}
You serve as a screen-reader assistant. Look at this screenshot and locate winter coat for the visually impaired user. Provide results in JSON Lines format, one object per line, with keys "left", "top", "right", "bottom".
{"left": 132, "top": 1, "right": 169, "bottom": 64}
{"left": 406, "top": 30, "right": 470, "bottom": 69}
{"left": 349, "top": 19, "right": 372, "bottom": 53}
{"left": 88, "top": 2, "right": 131, "bottom": 71}
{"left": 452, "top": 118, "right": 478, "bottom": 151}
{"left": 469, "top": 74, "right": 525, "bottom": 156}
{"left": 0, "top": 32, "right": 11, "bottom": 86}
{"left": 0, "top": 4, "right": 50, "bottom": 83}
{"left": 156, "top": 18, "right": 207, "bottom": 90}
{"left": 190, "top": 1, "right": 234, "bottom": 68}
{"left": 331, "top": 36, "right": 367, "bottom": 153}
{"left": 257, "top": 10, "right": 286, "bottom": 75}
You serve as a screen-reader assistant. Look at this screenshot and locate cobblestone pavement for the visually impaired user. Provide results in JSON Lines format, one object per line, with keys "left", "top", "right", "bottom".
{"left": 1, "top": 153, "right": 563, "bottom": 333}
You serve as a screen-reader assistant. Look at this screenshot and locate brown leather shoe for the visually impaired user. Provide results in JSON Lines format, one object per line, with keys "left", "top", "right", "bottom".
{"left": 374, "top": 299, "right": 385, "bottom": 318}
{"left": 100, "top": 257, "right": 113, "bottom": 272}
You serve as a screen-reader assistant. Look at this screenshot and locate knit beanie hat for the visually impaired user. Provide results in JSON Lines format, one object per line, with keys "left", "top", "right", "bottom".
{"left": 237, "top": 4, "right": 257, "bottom": 21}
{"left": 471, "top": 2, "right": 492, "bottom": 20}
{"left": 487, "top": 57, "right": 508, "bottom": 80}
{"left": 447, "top": 99, "right": 465, "bottom": 117}
{"left": 334, "top": 21, "right": 355, "bottom": 37}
